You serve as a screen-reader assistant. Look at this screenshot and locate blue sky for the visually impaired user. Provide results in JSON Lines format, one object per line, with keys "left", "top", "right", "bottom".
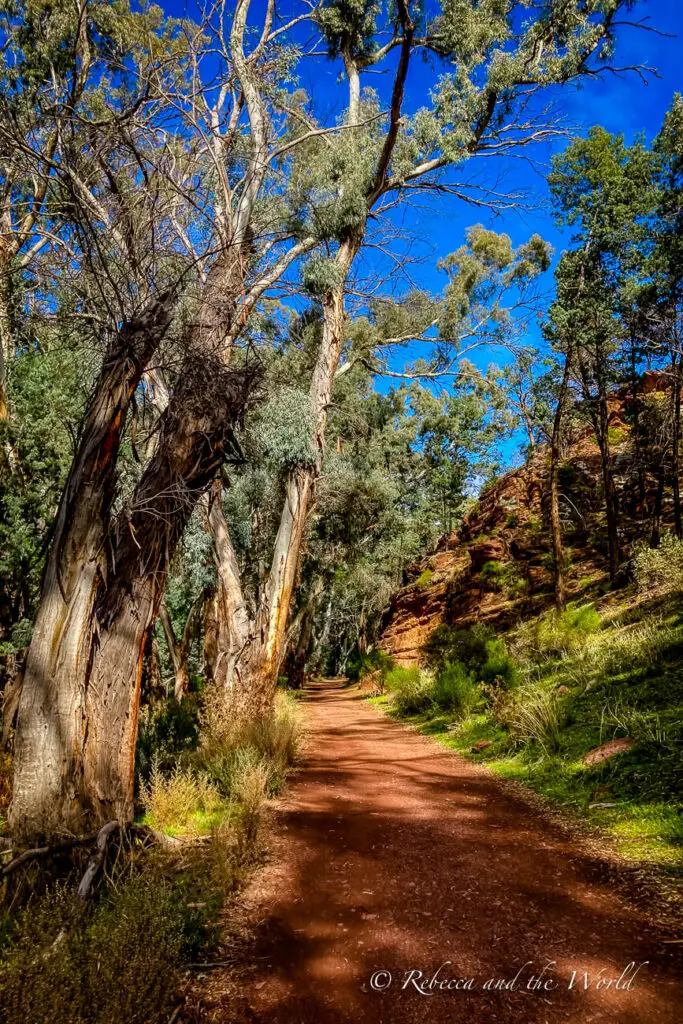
{"left": 162, "top": 1, "right": 682, "bottom": 457}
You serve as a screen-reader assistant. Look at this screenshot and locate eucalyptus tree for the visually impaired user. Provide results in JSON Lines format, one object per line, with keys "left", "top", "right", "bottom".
{"left": 650, "top": 95, "right": 683, "bottom": 536}
{"left": 2, "top": 0, "right": 223, "bottom": 840}
{"left": 547, "top": 125, "right": 660, "bottom": 584}
{"left": 205, "top": 0, "right": 642, "bottom": 720}
{"left": 8, "top": 0, "right": 338, "bottom": 841}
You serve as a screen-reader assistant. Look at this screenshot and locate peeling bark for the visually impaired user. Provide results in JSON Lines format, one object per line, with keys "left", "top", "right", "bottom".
{"left": 11, "top": 294, "right": 175, "bottom": 841}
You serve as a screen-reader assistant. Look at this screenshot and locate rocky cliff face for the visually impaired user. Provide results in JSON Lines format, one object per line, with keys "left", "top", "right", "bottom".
{"left": 380, "top": 376, "right": 670, "bottom": 666}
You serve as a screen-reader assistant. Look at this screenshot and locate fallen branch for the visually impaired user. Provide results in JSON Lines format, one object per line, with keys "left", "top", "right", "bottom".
{"left": 76, "top": 821, "right": 120, "bottom": 901}
{"left": 1, "top": 830, "right": 102, "bottom": 877}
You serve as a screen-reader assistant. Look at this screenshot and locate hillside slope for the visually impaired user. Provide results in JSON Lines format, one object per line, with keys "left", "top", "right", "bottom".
{"left": 374, "top": 376, "right": 683, "bottom": 881}
{"left": 381, "top": 374, "right": 667, "bottom": 665}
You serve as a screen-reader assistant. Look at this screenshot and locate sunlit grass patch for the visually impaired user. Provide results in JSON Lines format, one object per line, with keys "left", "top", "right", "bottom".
{"left": 368, "top": 587, "right": 683, "bottom": 879}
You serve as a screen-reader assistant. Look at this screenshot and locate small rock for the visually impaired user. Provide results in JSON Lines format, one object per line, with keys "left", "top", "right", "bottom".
{"left": 583, "top": 737, "right": 633, "bottom": 766}
{"left": 472, "top": 740, "right": 493, "bottom": 752}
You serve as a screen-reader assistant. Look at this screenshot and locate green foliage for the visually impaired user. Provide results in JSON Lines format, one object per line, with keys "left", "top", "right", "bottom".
{"left": 479, "top": 559, "right": 520, "bottom": 592}
{"left": 422, "top": 623, "right": 518, "bottom": 688}
{"left": 607, "top": 425, "right": 626, "bottom": 445}
{"left": 316, "top": 0, "right": 380, "bottom": 61}
{"left": 301, "top": 255, "right": 344, "bottom": 296}
{"left": 633, "top": 533, "right": 683, "bottom": 594}
{"left": 255, "top": 388, "right": 317, "bottom": 471}
{"left": 482, "top": 637, "right": 519, "bottom": 689}
{"left": 422, "top": 622, "right": 493, "bottom": 672}
{"left": 384, "top": 666, "right": 433, "bottom": 715}
{"left": 0, "top": 872, "right": 213, "bottom": 1024}
{"left": 507, "top": 687, "right": 565, "bottom": 755}
{"left": 136, "top": 695, "right": 201, "bottom": 780}
{"left": 524, "top": 604, "right": 602, "bottom": 658}
{"left": 415, "top": 569, "right": 434, "bottom": 590}
{"left": 432, "top": 662, "right": 478, "bottom": 715}
{"left": 142, "top": 762, "right": 225, "bottom": 837}
{"left": 346, "top": 647, "right": 394, "bottom": 681}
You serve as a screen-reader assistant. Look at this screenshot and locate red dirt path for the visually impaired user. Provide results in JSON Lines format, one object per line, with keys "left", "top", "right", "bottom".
{"left": 210, "top": 680, "right": 682, "bottom": 1023}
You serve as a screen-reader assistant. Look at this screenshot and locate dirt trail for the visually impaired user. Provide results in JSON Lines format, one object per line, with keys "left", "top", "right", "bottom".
{"left": 206, "top": 680, "right": 682, "bottom": 1023}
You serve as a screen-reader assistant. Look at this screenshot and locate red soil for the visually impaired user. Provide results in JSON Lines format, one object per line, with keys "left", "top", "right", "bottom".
{"left": 206, "top": 680, "right": 682, "bottom": 1023}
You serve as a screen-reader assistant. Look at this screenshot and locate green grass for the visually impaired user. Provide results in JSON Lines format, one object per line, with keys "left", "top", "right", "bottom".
{"left": 369, "top": 592, "right": 683, "bottom": 879}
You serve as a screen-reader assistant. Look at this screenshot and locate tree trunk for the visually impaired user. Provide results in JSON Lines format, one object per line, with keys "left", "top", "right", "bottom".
{"left": 142, "top": 631, "right": 164, "bottom": 701}
{"left": 79, "top": 358, "right": 253, "bottom": 828}
{"left": 282, "top": 578, "right": 324, "bottom": 689}
{"left": 203, "top": 586, "right": 220, "bottom": 684}
{"left": 159, "top": 593, "right": 204, "bottom": 702}
{"left": 11, "top": 294, "right": 175, "bottom": 841}
{"left": 577, "top": 343, "right": 621, "bottom": 584}
{"left": 671, "top": 356, "right": 682, "bottom": 538}
{"left": 550, "top": 350, "right": 572, "bottom": 611}
{"left": 208, "top": 233, "right": 361, "bottom": 721}
{"left": 650, "top": 463, "right": 666, "bottom": 549}
{"left": 11, "top": 338, "right": 252, "bottom": 839}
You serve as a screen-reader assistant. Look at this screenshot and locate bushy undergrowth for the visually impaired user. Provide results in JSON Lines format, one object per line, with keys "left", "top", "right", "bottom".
{"left": 479, "top": 559, "right": 525, "bottom": 595}
{"left": 346, "top": 646, "right": 394, "bottom": 681}
{"left": 385, "top": 666, "right": 433, "bottom": 715}
{"left": 142, "top": 763, "right": 226, "bottom": 837}
{"left": 505, "top": 687, "right": 566, "bottom": 755}
{"left": 514, "top": 603, "right": 602, "bottom": 660}
{"left": 199, "top": 688, "right": 304, "bottom": 799}
{"left": 432, "top": 662, "right": 478, "bottom": 714}
{"left": 376, "top": 626, "right": 519, "bottom": 719}
{"left": 142, "top": 690, "right": 305, "bottom": 840}
{"left": 422, "top": 623, "right": 518, "bottom": 688}
{"left": 633, "top": 532, "right": 683, "bottom": 594}
{"left": 0, "top": 688, "right": 305, "bottom": 1024}
{"left": 0, "top": 867, "right": 217, "bottom": 1024}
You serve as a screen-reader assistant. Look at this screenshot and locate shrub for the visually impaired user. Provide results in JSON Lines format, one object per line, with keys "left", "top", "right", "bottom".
{"left": 422, "top": 624, "right": 518, "bottom": 688}
{"left": 415, "top": 569, "right": 434, "bottom": 590}
{"left": 432, "top": 662, "right": 478, "bottom": 714}
{"left": 482, "top": 637, "right": 519, "bottom": 689}
{"left": 142, "top": 763, "right": 225, "bottom": 838}
{"left": 607, "top": 425, "right": 626, "bottom": 446}
{"left": 479, "top": 559, "right": 515, "bottom": 591}
{"left": 385, "top": 666, "right": 433, "bottom": 715}
{"left": 507, "top": 687, "right": 565, "bottom": 755}
{"left": 136, "top": 694, "right": 200, "bottom": 780}
{"left": 199, "top": 690, "right": 304, "bottom": 799}
{"left": 529, "top": 603, "right": 602, "bottom": 657}
{"left": 422, "top": 622, "right": 494, "bottom": 673}
{"left": 0, "top": 873, "right": 212, "bottom": 1024}
{"left": 633, "top": 533, "right": 683, "bottom": 594}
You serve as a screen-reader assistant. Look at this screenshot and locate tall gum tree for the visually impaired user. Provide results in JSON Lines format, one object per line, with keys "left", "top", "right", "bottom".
{"left": 5, "top": 0, "right": 231, "bottom": 839}
{"left": 206, "top": 0, "right": 647, "bottom": 718}
{"left": 8, "top": 0, "right": 326, "bottom": 839}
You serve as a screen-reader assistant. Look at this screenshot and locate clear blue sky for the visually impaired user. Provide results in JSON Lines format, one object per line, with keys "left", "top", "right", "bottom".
{"left": 162, "top": 0, "right": 682, "bottom": 457}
